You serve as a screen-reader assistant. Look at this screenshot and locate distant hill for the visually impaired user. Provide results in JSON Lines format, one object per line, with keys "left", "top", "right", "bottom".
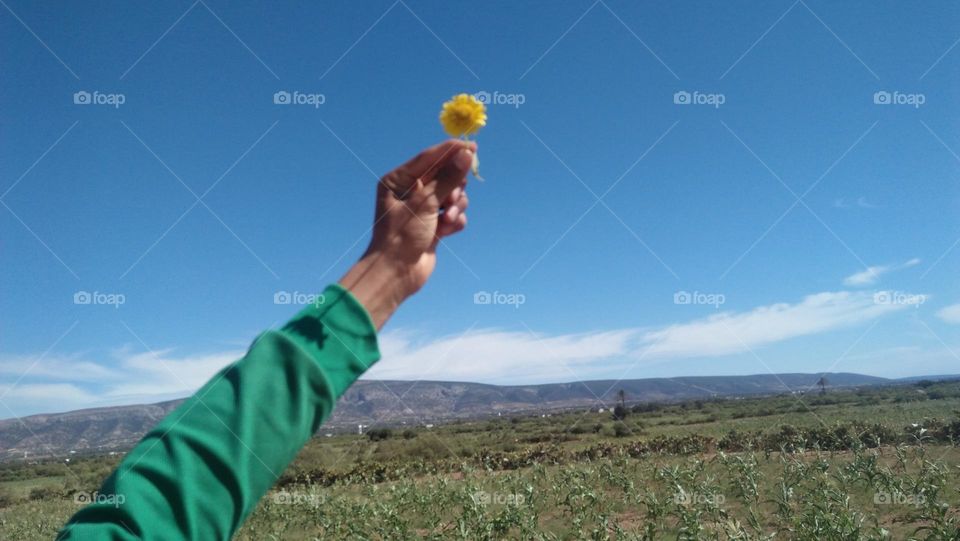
{"left": 895, "top": 374, "right": 960, "bottom": 383}
{"left": 0, "top": 372, "right": 897, "bottom": 460}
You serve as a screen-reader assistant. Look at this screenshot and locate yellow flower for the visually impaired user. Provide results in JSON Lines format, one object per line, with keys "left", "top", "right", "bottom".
{"left": 439, "top": 93, "right": 487, "bottom": 138}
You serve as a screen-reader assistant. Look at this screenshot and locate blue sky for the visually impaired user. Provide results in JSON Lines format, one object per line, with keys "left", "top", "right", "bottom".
{"left": 1, "top": 0, "right": 958, "bottom": 418}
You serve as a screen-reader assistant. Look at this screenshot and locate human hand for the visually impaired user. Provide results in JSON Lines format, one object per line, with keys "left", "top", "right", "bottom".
{"left": 340, "top": 139, "right": 475, "bottom": 328}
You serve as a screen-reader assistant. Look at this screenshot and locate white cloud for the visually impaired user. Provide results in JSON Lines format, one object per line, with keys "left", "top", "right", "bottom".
{"left": 638, "top": 291, "right": 908, "bottom": 358}
{"left": 0, "top": 348, "right": 242, "bottom": 418}
{"left": 841, "top": 345, "right": 960, "bottom": 378}
{"left": 113, "top": 349, "right": 241, "bottom": 398}
{"left": 844, "top": 266, "right": 885, "bottom": 287}
{"left": 0, "top": 355, "right": 119, "bottom": 383}
{"left": 0, "top": 290, "right": 921, "bottom": 417}
{"left": 936, "top": 303, "right": 960, "bottom": 325}
{"left": 0, "top": 384, "right": 101, "bottom": 418}
{"left": 368, "top": 290, "right": 913, "bottom": 384}
{"left": 833, "top": 196, "right": 880, "bottom": 209}
{"left": 843, "top": 258, "right": 920, "bottom": 287}
{"left": 370, "top": 328, "right": 637, "bottom": 383}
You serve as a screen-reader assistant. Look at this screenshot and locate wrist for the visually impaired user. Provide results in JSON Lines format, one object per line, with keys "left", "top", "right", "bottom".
{"left": 338, "top": 250, "right": 416, "bottom": 329}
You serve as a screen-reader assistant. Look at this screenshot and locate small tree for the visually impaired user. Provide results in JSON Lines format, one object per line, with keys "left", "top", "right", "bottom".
{"left": 612, "top": 404, "right": 628, "bottom": 421}
{"left": 817, "top": 376, "right": 828, "bottom": 395}
{"left": 612, "top": 389, "right": 629, "bottom": 420}
{"left": 366, "top": 427, "right": 393, "bottom": 441}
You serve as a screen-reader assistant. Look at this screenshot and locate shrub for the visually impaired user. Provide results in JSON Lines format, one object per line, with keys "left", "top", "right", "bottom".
{"left": 612, "top": 405, "right": 628, "bottom": 421}
{"left": 28, "top": 485, "right": 63, "bottom": 501}
{"left": 0, "top": 487, "right": 19, "bottom": 508}
{"left": 367, "top": 428, "right": 393, "bottom": 441}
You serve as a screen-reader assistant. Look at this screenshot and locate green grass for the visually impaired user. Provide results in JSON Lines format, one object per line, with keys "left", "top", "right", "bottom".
{"left": 2, "top": 380, "right": 959, "bottom": 540}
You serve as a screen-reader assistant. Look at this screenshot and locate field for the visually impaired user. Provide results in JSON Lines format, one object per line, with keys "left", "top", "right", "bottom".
{"left": 1, "top": 380, "right": 958, "bottom": 540}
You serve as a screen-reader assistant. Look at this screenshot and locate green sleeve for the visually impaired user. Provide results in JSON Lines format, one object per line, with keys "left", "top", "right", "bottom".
{"left": 58, "top": 284, "right": 380, "bottom": 540}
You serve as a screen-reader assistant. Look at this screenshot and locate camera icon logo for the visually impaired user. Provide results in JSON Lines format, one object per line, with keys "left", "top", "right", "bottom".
{"left": 673, "top": 291, "right": 692, "bottom": 304}
{"left": 73, "top": 91, "right": 91, "bottom": 105}
{"left": 873, "top": 91, "right": 891, "bottom": 105}
{"left": 74, "top": 291, "right": 92, "bottom": 304}
{"left": 473, "top": 291, "right": 492, "bottom": 305}
{"left": 274, "top": 291, "right": 292, "bottom": 304}
{"left": 474, "top": 91, "right": 491, "bottom": 104}
{"left": 673, "top": 91, "right": 691, "bottom": 105}
{"left": 273, "top": 91, "right": 291, "bottom": 105}
{"left": 873, "top": 291, "right": 892, "bottom": 305}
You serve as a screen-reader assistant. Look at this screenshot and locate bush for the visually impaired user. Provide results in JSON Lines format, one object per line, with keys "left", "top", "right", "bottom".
{"left": 613, "top": 424, "right": 629, "bottom": 438}
{"left": 0, "top": 487, "right": 19, "bottom": 508}
{"left": 612, "top": 405, "right": 628, "bottom": 421}
{"left": 366, "top": 428, "right": 393, "bottom": 441}
{"left": 28, "top": 485, "right": 63, "bottom": 501}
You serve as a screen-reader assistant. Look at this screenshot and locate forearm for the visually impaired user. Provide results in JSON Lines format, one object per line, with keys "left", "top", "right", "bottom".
{"left": 59, "top": 284, "right": 380, "bottom": 540}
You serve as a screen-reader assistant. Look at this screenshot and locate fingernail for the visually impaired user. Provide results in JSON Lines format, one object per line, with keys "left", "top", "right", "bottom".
{"left": 451, "top": 187, "right": 462, "bottom": 200}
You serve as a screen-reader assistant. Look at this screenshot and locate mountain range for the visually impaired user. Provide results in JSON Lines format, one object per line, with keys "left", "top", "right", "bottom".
{"left": 0, "top": 372, "right": 929, "bottom": 460}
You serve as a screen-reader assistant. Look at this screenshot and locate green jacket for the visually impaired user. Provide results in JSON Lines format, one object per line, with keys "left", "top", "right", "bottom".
{"left": 59, "top": 284, "right": 381, "bottom": 540}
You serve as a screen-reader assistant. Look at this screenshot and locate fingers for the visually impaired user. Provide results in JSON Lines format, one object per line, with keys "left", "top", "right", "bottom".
{"left": 432, "top": 147, "right": 473, "bottom": 200}
{"left": 438, "top": 189, "right": 469, "bottom": 238}
{"left": 437, "top": 211, "right": 467, "bottom": 238}
{"left": 441, "top": 188, "right": 468, "bottom": 221}
{"left": 381, "top": 139, "right": 476, "bottom": 199}
{"left": 405, "top": 139, "right": 477, "bottom": 179}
